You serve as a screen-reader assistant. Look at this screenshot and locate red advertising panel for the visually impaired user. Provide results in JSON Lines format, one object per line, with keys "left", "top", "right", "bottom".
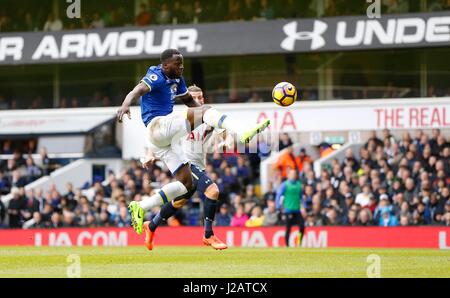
{"left": 0, "top": 227, "right": 449, "bottom": 249}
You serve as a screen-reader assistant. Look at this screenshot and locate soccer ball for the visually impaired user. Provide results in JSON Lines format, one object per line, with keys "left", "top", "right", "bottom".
{"left": 272, "top": 82, "right": 297, "bottom": 107}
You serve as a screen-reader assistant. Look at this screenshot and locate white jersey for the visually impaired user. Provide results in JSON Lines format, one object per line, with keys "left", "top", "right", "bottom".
{"left": 182, "top": 123, "right": 224, "bottom": 170}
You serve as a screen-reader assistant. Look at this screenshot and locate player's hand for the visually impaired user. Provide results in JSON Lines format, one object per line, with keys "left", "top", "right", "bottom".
{"left": 140, "top": 156, "right": 157, "bottom": 169}
{"left": 117, "top": 106, "right": 131, "bottom": 123}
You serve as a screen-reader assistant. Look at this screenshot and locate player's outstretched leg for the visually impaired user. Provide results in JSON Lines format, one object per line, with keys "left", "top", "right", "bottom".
{"left": 143, "top": 221, "right": 154, "bottom": 250}
{"left": 129, "top": 201, "right": 145, "bottom": 235}
{"left": 143, "top": 200, "right": 185, "bottom": 250}
{"left": 239, "top": 119, "right": 271, "bottom": 144}
{"left": 129, "top": 178, "right": 194, "bottom": 235}
{"left": 188, "top": 107, "right": 270, "bottom": 144}
{"left": 201, "top": 184, "right": 227, "bottom": 250}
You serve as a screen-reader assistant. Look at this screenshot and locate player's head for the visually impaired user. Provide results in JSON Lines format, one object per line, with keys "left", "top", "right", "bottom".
{"left": 188, "top": 84, "right": 204, "bottom": 105}
{"left": 160, "top": 49, "right": 184, "bottom": 79}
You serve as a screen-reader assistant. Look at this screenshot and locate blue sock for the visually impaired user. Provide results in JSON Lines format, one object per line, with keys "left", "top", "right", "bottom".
{"left": 150, "top": 213, "right": 162, "bottom": 232}
{"left": 150, "top": 203, "right": 177, "bottom": 232}
{"left": 204, "top": 198, "right": 217, "bottom": 238}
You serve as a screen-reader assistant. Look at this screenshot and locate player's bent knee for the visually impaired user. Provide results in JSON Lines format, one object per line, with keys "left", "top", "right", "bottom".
{"left": 205, "top": 183, "right": 219, "bottom": 200}
{"left": 175, "top": 164, "right": 193, "bottom": 190}
{"left": 172, "top": 199, "right": 188, "bottom": 209}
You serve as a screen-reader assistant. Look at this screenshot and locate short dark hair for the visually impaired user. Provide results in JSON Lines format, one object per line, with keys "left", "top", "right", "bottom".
{"left": 160, "top": 49, "right": 182, "bottom": 63}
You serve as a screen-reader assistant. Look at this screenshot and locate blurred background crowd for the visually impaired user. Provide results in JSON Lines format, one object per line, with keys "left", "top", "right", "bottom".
{"left": 1, "top": 128, "right": 449, "bottom": 229}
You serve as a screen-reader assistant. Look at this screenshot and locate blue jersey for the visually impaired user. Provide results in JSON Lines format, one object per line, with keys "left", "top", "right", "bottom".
{"left": 140, "top": 65, "right": 188, "bottom": 126}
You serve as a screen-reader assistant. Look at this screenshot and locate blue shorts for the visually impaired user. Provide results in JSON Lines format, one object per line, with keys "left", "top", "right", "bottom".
{"left": 190, "top": 164, "right": 213, "bottom": 194}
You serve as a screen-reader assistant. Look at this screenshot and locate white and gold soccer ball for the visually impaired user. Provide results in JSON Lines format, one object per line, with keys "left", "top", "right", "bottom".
{"left": 272, "top": 82, "right": 297, "bottom": 107}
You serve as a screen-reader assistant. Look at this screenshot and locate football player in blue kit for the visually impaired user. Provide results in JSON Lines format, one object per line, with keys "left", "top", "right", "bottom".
{"left": 141, "top": 85, "right": 230, "bottom": 250}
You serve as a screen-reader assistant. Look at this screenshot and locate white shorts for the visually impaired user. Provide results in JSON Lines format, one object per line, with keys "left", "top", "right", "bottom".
{"left": 147, "top": 112, "right": 190, "bottom": 174}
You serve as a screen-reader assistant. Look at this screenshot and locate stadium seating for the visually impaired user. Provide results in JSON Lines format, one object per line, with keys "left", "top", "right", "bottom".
{"left": 1, "top": 128, "right": 448, "bottom": 229}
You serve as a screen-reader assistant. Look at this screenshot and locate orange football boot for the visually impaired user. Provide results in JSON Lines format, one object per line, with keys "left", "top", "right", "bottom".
{"left": 202, "top": 235, "right": 228, "bottom": 250}
{"left": 143, "top": 221, "right": 155, "bottom": 250}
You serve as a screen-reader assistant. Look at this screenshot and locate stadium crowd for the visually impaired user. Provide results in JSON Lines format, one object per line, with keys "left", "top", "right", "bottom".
{"left": 0, "top": 128, "right": 449, "bottom": 229}
{"left": 1, "top": 0, "right": 449, "bottom": 33}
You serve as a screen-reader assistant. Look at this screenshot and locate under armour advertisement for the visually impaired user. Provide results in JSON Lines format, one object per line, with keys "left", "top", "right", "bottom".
{"left": 0, "top": 11, "right": 449, "bottom": 65}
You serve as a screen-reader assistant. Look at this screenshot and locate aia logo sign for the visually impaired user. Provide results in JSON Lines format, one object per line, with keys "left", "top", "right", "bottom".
{"left": 281, "top": 20, "right": 328, "bottom": 51}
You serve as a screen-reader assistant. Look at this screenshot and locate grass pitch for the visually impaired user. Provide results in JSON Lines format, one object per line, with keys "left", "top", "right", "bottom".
{"left": 0, "top": 246, "right": 449, "bottom": 278}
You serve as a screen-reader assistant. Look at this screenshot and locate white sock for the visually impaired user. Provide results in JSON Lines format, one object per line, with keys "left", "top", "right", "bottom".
{"left": 203, "top": 108, "right": 246, "bottom": 136}
{"left": 139, "top": 181, "right": 188, "bottom": 211}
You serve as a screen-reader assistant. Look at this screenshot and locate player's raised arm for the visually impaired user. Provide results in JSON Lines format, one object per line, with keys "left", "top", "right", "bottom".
{"left": 177, "top": 88, "right": 200, "bottom": 107}
{"left": 117, "top": 81, "right": 150, "bottom": 122}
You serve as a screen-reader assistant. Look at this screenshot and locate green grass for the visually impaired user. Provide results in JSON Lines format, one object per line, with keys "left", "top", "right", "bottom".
{"left": 0, "top": 246, "right": 449, "bottom": 278}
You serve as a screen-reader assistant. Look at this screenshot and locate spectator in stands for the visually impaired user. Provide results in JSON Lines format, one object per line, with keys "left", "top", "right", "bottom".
{"left": 248, "top": 91, "right": 264, "bottom": 103}
{"left": 191, "top": 0, "right": 207, "bottom": 24}
{"left": 379, "top": 208, "right": 398, "bottom": 226}
{"left": 1, "top": 141, "right": 13, "bottom": 155}
{"left": 242, "top": 193, "right": 258, "bottom": 217}
{"left": 262, "top": 183, "right": 276, "bottom": 204}
{"left": 302, "top": 184, "right": 314, "bottom": 212}
{"left": 135, "top": 3, "right": 151, "bottom": 26}
{"left": 49, "top": 212, "right": 62, "bottom": 228}
{"left": 355, "top": 184, "right": 372, "bottom": 208}
{"left": 324, "top": 206, "right": 341, "bottom": 226}
{"left": 258, "top": 0, "right": 274, "bottom": 19}
{"left": 263, "top": 199, "right": 279, "bottom": 226}
{"left": 25, "top": 157, "right": 42, "bottom": 182}
{"left": 230, "top": 203, "right": 249, "bottom": 227}
{"left": 90, "top": 13, "right": 105, "bottom": 29}
{"left": 404, "top": 178, "right": 417, "bottom": 203}
{"left": 156, "top": 3, "right": 171, "bottom": 24}
{"left": 236, "top": 156, "right": 251, "bottom": 185}
{"left": 43, "top": 13, "right": 63, "bottom": 31}
{"left": 227, "top": 0, "right": 242, "bottom": 20}
{"left": 10, "top": 170, "right": 27, "bottom": 188}
{"left": 278, "top": 133, "right": 293, "bottom": 151}
{"left": 12, "top": 149, "right": 25, "bottom": 168}
{"left": 296, "top": 148, "right": 312, "bottom": 173}
{"left": 356, "top": 208, "right": 373, "bottom": 226}
{"left": 345, "top": 209, "right": 358, "bottom": 226}
{"left": 0, "top": 95, "right": 8, "bottom": 110}
{"left": 273, "top": 146, "right": 298, "bottom": 179}
{"left": 215, "top": 203, "right": 232, "bottom": 226}
{"left": 0, "top": 15, "right": 13, "bottom": 32}
{"left": 23, "top": 189, "right": 39, "bottom": 219}
{"left": 62, "top": 209, "right": 77, "bottom": 227}
{"left": 8, "top": 188, "right": 24, "bottom": 228}
{"left": 245, "top": 205, "right": 265, "bottom": 227}
{"left": 28, "top": 212, "right": 47, "bottom": 228}
{"left": 222, "top": 166, "right": 240, "bottom": 194}
{"left": 115, "top": 204, "right": 131, "bottom": 228}
{"left": 24, "top": 12, "right": 39, "bottom": 31}
{"left": 70, "top": 97, "right": 79, "bottom": 108}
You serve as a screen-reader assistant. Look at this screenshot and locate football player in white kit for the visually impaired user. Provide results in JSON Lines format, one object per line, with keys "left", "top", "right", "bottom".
{"left": 141, "top": 85, "right": 230, "bottom": 250}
